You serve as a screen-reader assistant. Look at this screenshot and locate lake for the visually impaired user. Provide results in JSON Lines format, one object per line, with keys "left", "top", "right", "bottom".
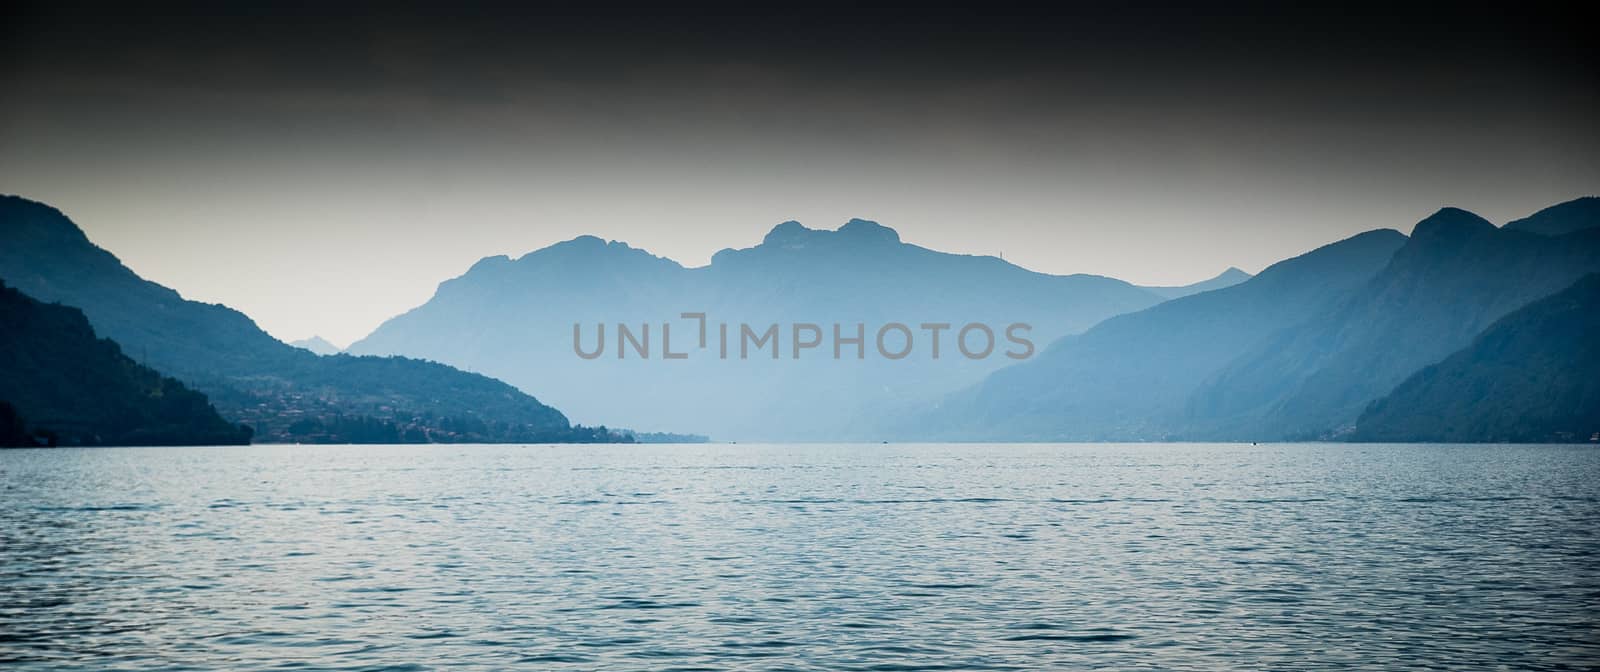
{"left": 2, "top": 443, "right": 1597, "bottom": 670}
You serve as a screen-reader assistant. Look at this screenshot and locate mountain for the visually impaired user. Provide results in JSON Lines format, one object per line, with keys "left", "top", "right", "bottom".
{"left": 1502, "top": 196, "right": 1600, "bottom": 236}
{"left": 1185, "top": 203, "right": 1600, "bottom": 439}
{"left": 1140, "top": 267, "right": 1252, "bottom": 299}
{"left": 1352, "top": 273, "right": 1600, "bottom": 443}
{"left": 0, "top": 195, "right": 618, "bottom": 444}
{"left": 912, "top": 228, "right": 1409, "bottom": 440}
{"left": 0, "top": 280, "right": 251, "bottom": 447}
{"left": 350, "top": 218, "right": 1166, "bottom": 439}
{"left": 290, "top": 336, "right": 342, "bottom": 355}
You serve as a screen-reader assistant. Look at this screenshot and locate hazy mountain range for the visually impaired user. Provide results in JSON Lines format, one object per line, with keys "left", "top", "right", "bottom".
{"left": 910, "top": 227, "right": 1410, "bottom": 440}
{"left": 1186, "top": 206, "right": 1600, "bottom": 440}
{"left": 0, "top": 195, "right": 624, "bottom": 444}
{"left": 1353, "top": 272, "right": 1600, "bottom": 443}
{"left": 2, "top": 192, "right": 1596, "bottom": 445}
{"left": 922, "top": 197, "right": 1600, "bottom": 442}
{"left": 349, "top": 218, "right": 1177, "bottom": 439}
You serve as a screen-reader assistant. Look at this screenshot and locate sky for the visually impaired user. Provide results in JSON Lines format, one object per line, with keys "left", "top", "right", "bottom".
{"left": 2, "top": 2, "right": 1595, "bottom": 346}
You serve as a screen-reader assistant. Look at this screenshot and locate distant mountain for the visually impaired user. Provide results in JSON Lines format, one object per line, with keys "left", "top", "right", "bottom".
{"left": 1186, "top": 203, "right": 1600, "bottom": 439}
{"left": 912, "top": 229, "right": 1408, "bottom": 440}
{"left": 351, "top": 218, "right": 1165, "bottom": 439}
{"left": 1502, "top": 196, "right": 1600, "bottom": 236}
{"left": 0, "top": 195, "right": 620, "bottom": 444}
{"left": 1352, "top": 273, "right": 1600, "bottom": 443}
{"left": 290, "top": 336, "right": 341, "bottom": 355}
{"left": 0, "top": 280, "right": 250, "bottom": 447}
{"left": 1140, "top": 267, "right": 1252, "bottom": 299}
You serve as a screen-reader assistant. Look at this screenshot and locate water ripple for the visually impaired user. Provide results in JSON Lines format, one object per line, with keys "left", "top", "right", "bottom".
{"left": 2, "top": 442, "right": 1597, "bottom": 670}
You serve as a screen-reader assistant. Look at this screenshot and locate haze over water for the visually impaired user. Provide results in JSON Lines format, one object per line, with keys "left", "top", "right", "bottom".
{"left": 3, "top": 443, "right": 1597, "bottom": 670}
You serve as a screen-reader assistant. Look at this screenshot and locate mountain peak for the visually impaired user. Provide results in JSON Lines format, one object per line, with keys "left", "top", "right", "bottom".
{"left": 757, "top": 218, "right": 902, "bottom": 249}
{"left": 552, "top": 234, "right": 609, "bottom": 251}
{"left": 1410, "top": 207, "right": 1495, "bottom": 240}
{"left": 290, "top": 335, "right": 342, "bottom": 356}
{"left": 502, "top": 235, "right": 684, "bottom": 278}
{"left": 762, "top": 220, "right": 812, "bottom": 245}
{"left": 0, "top": 194, "right": 94, "bottom": 248}
{"left": 837, "top": 218, "right": 901, "bottom": 244}
{"left": 1139, "top": 265, "right": 1254, "bottom": 299}
{"left": 520, "top": 234, "right": 638, "bottom": 262}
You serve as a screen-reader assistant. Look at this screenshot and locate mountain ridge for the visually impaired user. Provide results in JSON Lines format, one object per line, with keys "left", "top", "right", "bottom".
{"left": 351, "top": 218, "right": 1167, "bottom": 439}
{"left": 1184, "top": 200, "right": 1600, "bottom": 439}
{"left": 1503, "top": 196, "right": 1600, "bottom": 236}
{"left": 1352, "top": 272, "right": 1600, "bottom": 442}
{"left": 0, "top": 279, "right": 252, "bottom": 447}
{"left": 1140, "top": 267, "right": 1253, "bottom": 299}
{"left": 0, "top": 194, "right": 620, "bottom": 444}
{"left": 910, "top": 227, "right": 1409, "bottom": 440}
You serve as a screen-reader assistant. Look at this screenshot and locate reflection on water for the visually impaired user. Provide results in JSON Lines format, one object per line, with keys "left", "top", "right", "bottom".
{"left": 2, "top": 443, "right": 1597, "bottom": 670}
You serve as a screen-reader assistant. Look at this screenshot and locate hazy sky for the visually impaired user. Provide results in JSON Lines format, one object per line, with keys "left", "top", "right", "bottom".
{"left": 3, "top": 2, "right": 1595, "bottom": 345}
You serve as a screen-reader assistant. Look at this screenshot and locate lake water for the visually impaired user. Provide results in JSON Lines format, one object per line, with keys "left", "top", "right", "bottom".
{"left": 2, "top": 443, "right": 1597, "bottom": 670}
